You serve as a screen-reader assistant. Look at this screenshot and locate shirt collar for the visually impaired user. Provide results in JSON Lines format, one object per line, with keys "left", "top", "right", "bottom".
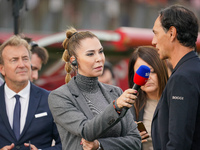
{"left": 5, "top": 81, "right": 31, "bottom": 99}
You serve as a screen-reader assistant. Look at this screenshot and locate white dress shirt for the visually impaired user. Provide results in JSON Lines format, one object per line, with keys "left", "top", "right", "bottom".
{"left": 4, "top": 81, "right": 30, "bottom": 134}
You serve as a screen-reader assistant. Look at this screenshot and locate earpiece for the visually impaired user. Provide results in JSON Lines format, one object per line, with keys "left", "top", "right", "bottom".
{"left": 71, "top": 59, "right": 77, "bottom": 66}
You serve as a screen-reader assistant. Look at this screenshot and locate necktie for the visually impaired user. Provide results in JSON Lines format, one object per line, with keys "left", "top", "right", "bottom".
{"left": 13, "top": 94, "right": 21, "bottom": 140}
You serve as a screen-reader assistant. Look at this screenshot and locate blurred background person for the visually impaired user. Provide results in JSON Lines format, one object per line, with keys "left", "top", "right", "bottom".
{"left": 128, "top": 46, "right": 169, "bottom": 150}
{"left": 48, "top": 27, "right": 141, "bottom": 150}
{"left": 98, "top": 60, "right": 115, "bottom": 85}
{"left": 24, "top": 37, "right": 49, "bottom": 82}
{"left": 30, "top": 42, "right": 49, "bottom": 82}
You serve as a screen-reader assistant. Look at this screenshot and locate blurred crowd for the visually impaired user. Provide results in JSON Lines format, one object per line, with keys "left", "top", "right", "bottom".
{"left": 0, "top": 0, "right": 199, "bottom": 34}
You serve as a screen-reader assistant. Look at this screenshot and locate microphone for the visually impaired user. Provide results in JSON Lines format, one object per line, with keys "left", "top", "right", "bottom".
{"left": 120, "top": 65, "right": 150, "bottom": 118}
{"left": 132, "top": 65, "right": 150, "bottom": 91}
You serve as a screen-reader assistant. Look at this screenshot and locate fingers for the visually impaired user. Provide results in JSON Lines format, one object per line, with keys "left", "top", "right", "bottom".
{"left": 123, "top": 98, "right": 133, "bottom": 108}
{"left": 124, "top": 89, "right": 138, "bottom": 101}
{"left": 125, "top": 94, "right": 136, "bottom": 104}
{"left": 81, "top": 139, "right": 98, "bottom": 150}
{"left": 142, "top": 139, "right": 148, "bottom": 143}
{"left": 9, "top": 143, "right": 15, "bottom": 150}
{"left": 81, "top": 138, "right": 91, "bottom": 148}
{"left": 116, "top": 89, "right": 137, "bottom": 109}
{"left": 140, "top": 131, "right": 149, "bottom": 143}
{"left": 2, "top": 143, "right": 15, "bottom": 150}
{"left": 24, "top": 143, "right": 37, "bottom": 150}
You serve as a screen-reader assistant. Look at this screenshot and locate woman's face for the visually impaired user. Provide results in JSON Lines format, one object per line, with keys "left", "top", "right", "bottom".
{"left": 134, "top": 57, "right": 159, "bottom": 97}
{"left": 76, "top": 37, "right": 105, "bottom": 77}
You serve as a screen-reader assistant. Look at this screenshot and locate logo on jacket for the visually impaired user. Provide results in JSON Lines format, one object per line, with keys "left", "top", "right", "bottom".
{"left": 172, "top": 96, "right": 184, "bottom": 100}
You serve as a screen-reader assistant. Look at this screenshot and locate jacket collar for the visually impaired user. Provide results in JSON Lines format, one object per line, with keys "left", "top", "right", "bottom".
{"left": 172, "top": 51, "right": 198, "bottom": 75}
{"left": 20, "top": 83, "right": 42, "bottom": 138}
{"left": 152, "top": 51, "right": 198, "bottom": 122}
{"left": 0, "top": 83, "right": 42, "bottom": 141}
{"left": 67, "top": 77, "right": 115, "bottom": 119}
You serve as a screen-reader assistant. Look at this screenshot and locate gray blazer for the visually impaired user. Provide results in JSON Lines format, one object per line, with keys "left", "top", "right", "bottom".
{"left": 48, "top": 77, "right": 141, "bottom": 150}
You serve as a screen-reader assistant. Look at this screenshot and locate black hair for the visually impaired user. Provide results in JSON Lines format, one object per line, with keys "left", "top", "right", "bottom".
{"left": 159, "top": 4, "right": 199, "bottom": 48}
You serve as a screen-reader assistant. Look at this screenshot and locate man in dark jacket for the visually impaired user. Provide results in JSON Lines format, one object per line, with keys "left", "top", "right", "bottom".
{"left": 151, "top": 4, "right": 200, "bottom": 150}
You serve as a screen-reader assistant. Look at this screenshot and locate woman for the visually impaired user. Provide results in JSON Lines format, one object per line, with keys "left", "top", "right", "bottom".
{"left": 48, "top": 27, "right": 141, "bottom": 150}
{"left": 128, "top": 46, "right": 169, "bottom": 150}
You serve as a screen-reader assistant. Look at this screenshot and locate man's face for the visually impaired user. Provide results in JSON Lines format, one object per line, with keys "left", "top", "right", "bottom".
{"left": 152, "top": 16, "right": 171, "bottom": 60}
{"left": 30, "top": 53, "right": 42, "bottom": 82}
{"left": 0, "top": 45, "right": 31, "bottom": 87}
{"left": 98, "top": 69, "right": 113, "bottom": 85}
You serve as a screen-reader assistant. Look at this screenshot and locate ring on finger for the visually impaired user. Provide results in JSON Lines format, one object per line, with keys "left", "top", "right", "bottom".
{"left": 127, "top": 94, "right": 129, "bottom": 98}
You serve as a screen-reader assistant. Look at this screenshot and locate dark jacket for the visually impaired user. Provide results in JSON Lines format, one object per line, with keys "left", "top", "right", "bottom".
{"left": 152, "top": 51, "right": 200, "bottom": 150}
{"left": 0, "top": 83, "right": 61, "bottom": 150}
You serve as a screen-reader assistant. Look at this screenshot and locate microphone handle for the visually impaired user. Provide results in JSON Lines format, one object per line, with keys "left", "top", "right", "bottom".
{"left": 132, "top": 84, "right": 141, "bottom": 91}
{"left": 120, "top": 84, "right": 141, "bottom": 118}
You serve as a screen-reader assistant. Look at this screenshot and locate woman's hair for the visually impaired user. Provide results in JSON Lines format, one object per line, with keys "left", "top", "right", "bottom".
{"left": 128, "top": 46, "right": 169, "bottom": 120}
{"left": 62, "top": 27, "right": 98, "bottom": 83}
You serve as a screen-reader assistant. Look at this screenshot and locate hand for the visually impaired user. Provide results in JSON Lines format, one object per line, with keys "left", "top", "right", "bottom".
{"left": 140, "top": 131, "right": 149, "bottom": 143}
{"left": 81, "top": 138, "right": 99, "bottom": 150}
{"left": 24, "top": 143, "right": 38, "bottom": 150}
{"left": 116, "top": 89, "right": 137, "bottom": 109}
{"left": 0, "top": 143, "right": 15, "bottom": 150}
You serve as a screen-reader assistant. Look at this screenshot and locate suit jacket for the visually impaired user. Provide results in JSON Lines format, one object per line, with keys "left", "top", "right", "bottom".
{"left": 0, "top": 83, "right": 61, "bottom": 150}
{"left": 48, "top": 77, "right": 141, "bottom": 150}
{"left": 152, "top": 51, "right": 200, "bottom": 150}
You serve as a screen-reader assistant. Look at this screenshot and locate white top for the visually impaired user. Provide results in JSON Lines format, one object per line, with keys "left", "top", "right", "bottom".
{"left": 142, "top": 99, "right": 158, "bottom": 150}
{"left": 4, "top": 81, "right": 30, "bottom": 134}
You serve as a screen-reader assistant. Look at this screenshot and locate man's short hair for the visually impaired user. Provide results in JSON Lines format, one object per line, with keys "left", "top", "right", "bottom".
{"left": 0, "top": 35, "right": 31, "bottom": 65}
{"left": 31, "top": 46, "right": 49, "bottom": 64}
{"left": 23, "top": 37, "right": 49, "bottom": 64}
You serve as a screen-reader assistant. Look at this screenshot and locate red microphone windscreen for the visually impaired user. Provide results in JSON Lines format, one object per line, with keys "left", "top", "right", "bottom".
{"left": 133, "top": 65, "right": 150, "bottom": 86}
